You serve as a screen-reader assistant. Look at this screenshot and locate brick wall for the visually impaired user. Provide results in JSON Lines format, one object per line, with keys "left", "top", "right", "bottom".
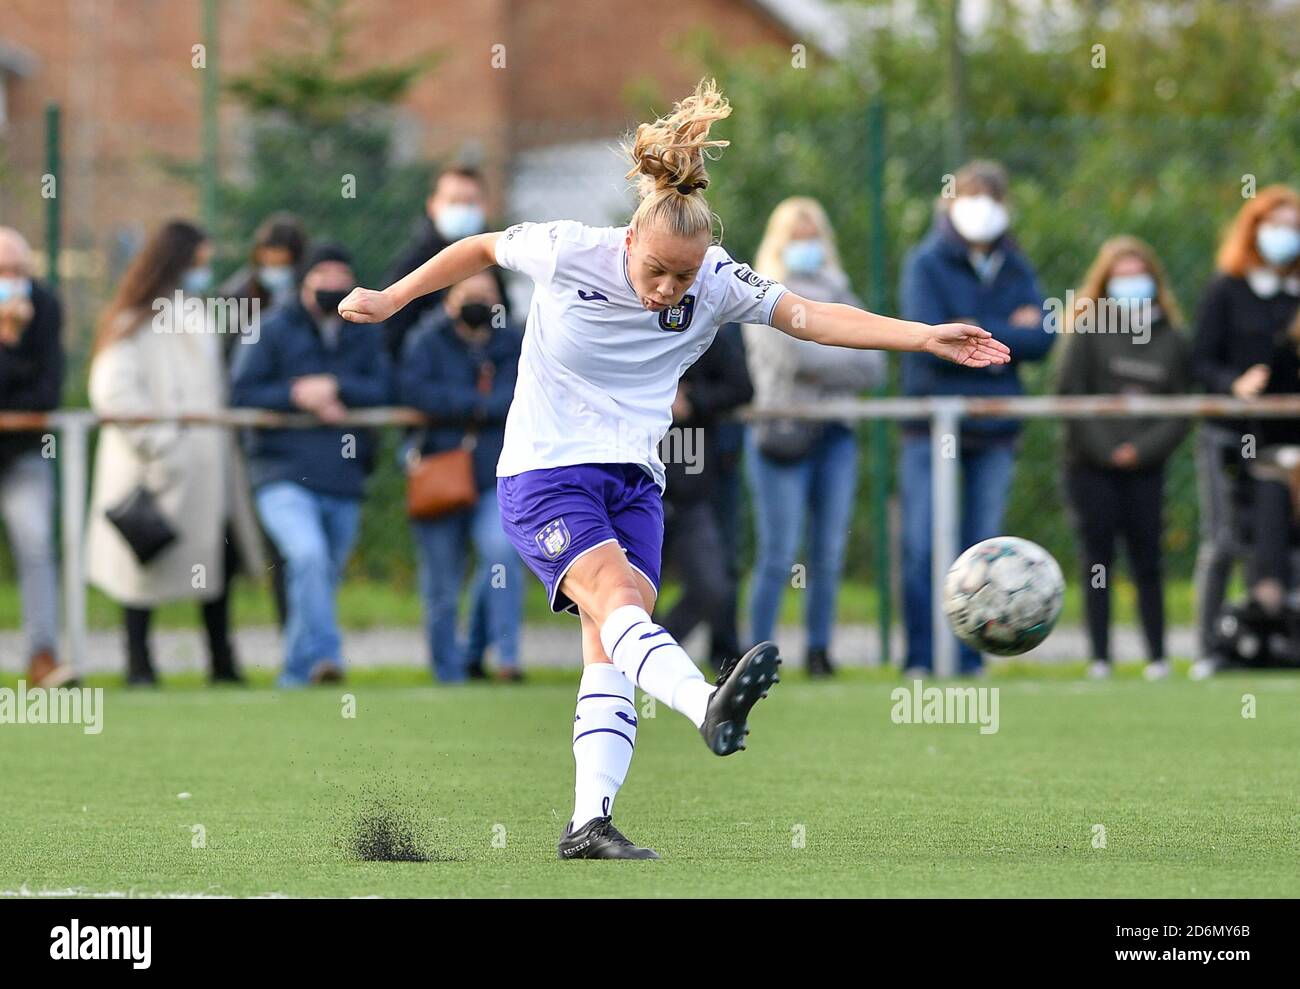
{"left": 0, "top": 0, "right": 793, "bottom": 283}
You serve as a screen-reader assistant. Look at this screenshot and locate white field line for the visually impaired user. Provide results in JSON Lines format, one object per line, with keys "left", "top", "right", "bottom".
{"left": 0, "top": 884, "right": 381, "bottom": 899}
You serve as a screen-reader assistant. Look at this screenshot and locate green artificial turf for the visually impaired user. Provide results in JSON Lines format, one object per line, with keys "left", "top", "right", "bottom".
{"left": 0, "top": 666, "right": 1296, "bottom": 898}
{"left": 0, "top": 573, "right": 1222, "bottom": 631}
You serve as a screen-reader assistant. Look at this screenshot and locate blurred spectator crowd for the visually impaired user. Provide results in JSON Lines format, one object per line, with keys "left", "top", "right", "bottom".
{"left": 2, "top": 163, "right": 1299, "bottom": 686}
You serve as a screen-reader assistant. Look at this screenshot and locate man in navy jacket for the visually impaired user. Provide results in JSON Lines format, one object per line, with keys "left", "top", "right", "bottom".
{"left": 397, "top": 270, "right": 523, "bottom": 683}
{"left": 230, "top": 242, "right": 391, "bottom": 686}
{"left": 898, "top": 161, "right": 1053, "bottom": 675}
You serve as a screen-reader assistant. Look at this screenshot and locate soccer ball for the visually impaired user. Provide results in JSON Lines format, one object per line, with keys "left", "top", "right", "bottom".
{"left": 942, "top": 536, "right": 1064, "bottom": 656}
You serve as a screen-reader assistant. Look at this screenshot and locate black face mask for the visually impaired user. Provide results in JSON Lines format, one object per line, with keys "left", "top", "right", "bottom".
{"left": 458, "top": 301, "right": 494, "bottom": 329}
{"left": 315, "top": 288, "right": 351, "bottom": 316}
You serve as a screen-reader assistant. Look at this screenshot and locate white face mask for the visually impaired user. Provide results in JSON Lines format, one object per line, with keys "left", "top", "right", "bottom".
{"left": 259, "top": 264, "right": 295, "bottom": 295}
{"left": 181, "top": 266, "right": 213, "bottom": 295}
{"left": 949, "top": 195, "right": 1009, "bottom": 245}
{"left": 0, "top": 277, "right": 32, "bottom": 303}
{"left": 781, "top": 238, "right": 825, "bottom": 276}
{"left": 1106, "top": 273, "right": 1157, "bottom": 302}
{"left": 434, "top": 203, "right": 486, "bottom": 241}
{"left": 1257, "top": 223, "right": 1300, "bottom": 267}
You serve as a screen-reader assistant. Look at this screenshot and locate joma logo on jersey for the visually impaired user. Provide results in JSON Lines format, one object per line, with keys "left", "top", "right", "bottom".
{"left": 733, "top": 265, "right": 772, "bottom": 290}
{"left": 657, "top": 294, "right": 696, "bottom": 332}
{"left": 734, "top": 264, "right": 776, "bottom": 303}
{"left": 535, "top": 518, "right": 572, "bottom": 559}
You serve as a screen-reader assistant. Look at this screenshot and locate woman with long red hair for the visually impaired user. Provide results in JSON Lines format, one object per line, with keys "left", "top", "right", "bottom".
{"left": 1191, "top": 185, "right": 1300, "bottom": 671}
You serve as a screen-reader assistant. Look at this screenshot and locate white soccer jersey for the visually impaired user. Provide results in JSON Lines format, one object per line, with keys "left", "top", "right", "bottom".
{"left": 494, "top": 220, "right": 787, "bottom": 492}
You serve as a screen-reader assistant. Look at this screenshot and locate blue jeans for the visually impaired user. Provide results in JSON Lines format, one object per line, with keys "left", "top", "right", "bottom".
{"left": 746, "top": 424, "right": 858, "bottom": 652}
{"left": 412, "top": 489, "right": 523, "bottom": 682}
{"left": 900, "top": 435, "right": 1017, "bottom": 673}
{"left": 255, "top": 481, "right": 361, "bottom": 686}
{"left": 0, "top": 451, "right": 59, "bottom": 657}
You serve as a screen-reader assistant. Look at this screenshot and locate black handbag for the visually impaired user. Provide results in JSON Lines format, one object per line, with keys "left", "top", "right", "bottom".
{"left": 106, "top": 485, "right": 178, "bottom": 565}
{"left": 754, "top": 418, "right": 825, "bottom": 463}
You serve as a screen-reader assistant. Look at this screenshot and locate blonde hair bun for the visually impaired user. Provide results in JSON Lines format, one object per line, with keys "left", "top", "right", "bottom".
{"left": 624, "top": 79, "right": 731, "bottom": 237}
{"left": 625, "top": 78, "right": 730, "bottom": 198}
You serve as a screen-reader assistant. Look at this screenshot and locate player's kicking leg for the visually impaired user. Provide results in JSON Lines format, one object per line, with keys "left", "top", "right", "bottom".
{"left": 564, "top": 543, "right": 782, "bottom": 757}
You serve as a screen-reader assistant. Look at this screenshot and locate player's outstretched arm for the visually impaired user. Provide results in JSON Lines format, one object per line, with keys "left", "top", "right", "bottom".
{"left": 337, "top": 231, "right": 502, "bottom": 324}
{"left": 770, "top": 292, "right": 1012, "bottom": 369}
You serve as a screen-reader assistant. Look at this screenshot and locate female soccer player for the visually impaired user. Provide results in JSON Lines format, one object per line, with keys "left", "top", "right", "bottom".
{"left": 339, "top": 80, "right": 1010, "bottom": 860}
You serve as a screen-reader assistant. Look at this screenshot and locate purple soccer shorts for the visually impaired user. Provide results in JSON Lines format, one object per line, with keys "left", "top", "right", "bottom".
{"left": 497, "top": 463, "right": 664, "bottom": 615}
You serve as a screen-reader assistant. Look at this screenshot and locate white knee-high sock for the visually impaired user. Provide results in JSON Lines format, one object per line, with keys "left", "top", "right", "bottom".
{"left": 571, "top": 663, "right": 637, "bottom": 827}
{"left": 599, "top": 605, "right": 713, "bottom": 728}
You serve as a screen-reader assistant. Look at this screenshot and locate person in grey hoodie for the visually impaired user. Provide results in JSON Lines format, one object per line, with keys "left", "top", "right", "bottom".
{"left": 743, "top": 197, "right": 885, "bottom": 676}
{"left": 1054, "top": 236, "right": 1190, "bottom": 681}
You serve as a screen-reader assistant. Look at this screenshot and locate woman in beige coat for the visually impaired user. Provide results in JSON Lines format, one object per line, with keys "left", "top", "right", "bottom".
{"left": 86, "top": 220, "right": 263, "bottom": 685}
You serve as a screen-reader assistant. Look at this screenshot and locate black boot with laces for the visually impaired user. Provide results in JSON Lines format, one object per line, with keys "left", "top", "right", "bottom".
{"left": 558, "top": 816, "right": 660, "bottom": 860}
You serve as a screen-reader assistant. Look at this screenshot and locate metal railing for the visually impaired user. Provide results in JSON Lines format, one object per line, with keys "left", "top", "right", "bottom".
{"left": 4, "top": 394, "right": 1300, "bottom": 678}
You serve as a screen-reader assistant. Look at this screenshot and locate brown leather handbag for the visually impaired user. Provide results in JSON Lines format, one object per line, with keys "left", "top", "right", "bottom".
{"left": 405, "top": 434, "right": 478, "bottom": 519}
{"left": 405, "top": 360, "right": 493, "bottom": 519}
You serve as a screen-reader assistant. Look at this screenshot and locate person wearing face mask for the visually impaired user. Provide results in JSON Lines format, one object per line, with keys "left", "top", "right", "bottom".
{"left": 217, "top": 213, "right": 308, "bottom": 346}
{"left": 742, "top": 197, "right": 886, "bottom": 677}
{"left": 382, "top": 165, "right": 511, "bottom": 360}
{"left": 1054, "top": 237, "right": 1190, "bottom": 681}
{"left": 0, "top": 227, "right": 72, "bottom": 688}
{"left": 1191, "top": 184, "right": 1300, "bottom": 674}
{"left": 216, "top": 214, "right": 309, "bottom": 630}
{"left": 86, "top": 220, "right": 265, "bottom": 686}
{"left": 397, "top": 271, "right": 523, "bottom": 683}
{"left": 229, "top": 242, "right": 392, "bottom": 687}
{"left": 898, "top": 159, "right": 1053, "bottom": 677}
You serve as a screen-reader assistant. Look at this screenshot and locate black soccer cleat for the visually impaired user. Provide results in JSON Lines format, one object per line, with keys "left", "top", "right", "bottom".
{"left": 699, "top": 641, "right": 782, "bottom": 756}
{"left": 558, "top": 816, "right": 660, "bottom": 860}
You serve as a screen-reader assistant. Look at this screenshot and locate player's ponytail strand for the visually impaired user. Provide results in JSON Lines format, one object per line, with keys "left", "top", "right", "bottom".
{"left": 624, "top": 78, "right": 731, "bottom": 240}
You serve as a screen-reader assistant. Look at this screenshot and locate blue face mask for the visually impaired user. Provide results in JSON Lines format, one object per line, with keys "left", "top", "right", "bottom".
{"left": 0, "top": 277, "right": 32, "bottom": 303}
{"left": 782, "top": 238, "right": 825, "bottom": 276}
{"left": 1106, "top": 273, "right": 1157, "bottom": 301}
{"left": 181, "top": 266, "right": 213, "bottom": 295}
{"left": 1257, "top": 224, "right": 1300, "bottom": 267}
{"left": 258, "top": 264, "right": 295, "bottom": 294}
{"left": 434, "top": 204, "right": 486, "bottom": 242}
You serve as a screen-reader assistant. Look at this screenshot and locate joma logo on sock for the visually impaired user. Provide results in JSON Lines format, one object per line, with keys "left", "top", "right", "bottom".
{"left": 49, "top": 919, "right": 151, "bottom": 969}
{"left": 890, "top": 680, "right": 1000, "bottom": 735}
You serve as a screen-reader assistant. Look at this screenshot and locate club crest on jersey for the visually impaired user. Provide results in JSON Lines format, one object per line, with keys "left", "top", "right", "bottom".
{"left": 535, "top": 518, "right": 572, "bottom": 560}
{"left": 658, "top": 294, "right": 696, "bottom": 332}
